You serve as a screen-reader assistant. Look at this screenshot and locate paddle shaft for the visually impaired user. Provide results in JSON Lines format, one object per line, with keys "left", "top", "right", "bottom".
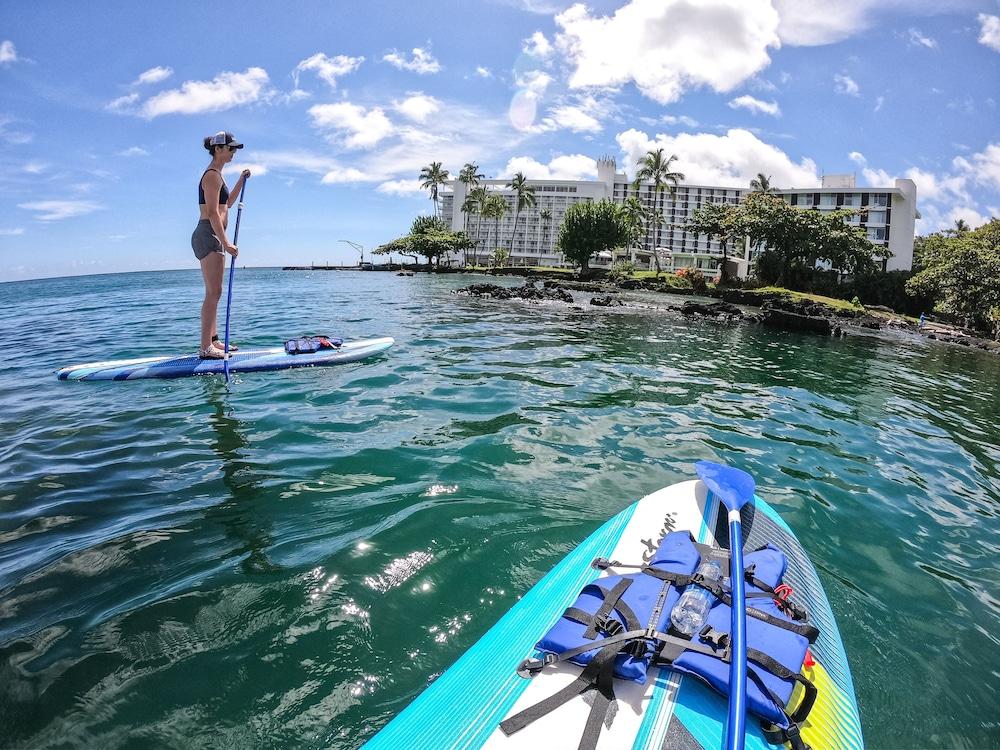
{"left": 222, "top": 178, "right": 247, "bottom": 382}
{"left": 725, "top": 510, "right": 748, "bottom": 750}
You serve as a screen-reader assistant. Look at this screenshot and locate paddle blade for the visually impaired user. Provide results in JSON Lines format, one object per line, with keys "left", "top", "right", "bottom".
{"left": 695, "top": 461, "right": 755, "bottom": 512}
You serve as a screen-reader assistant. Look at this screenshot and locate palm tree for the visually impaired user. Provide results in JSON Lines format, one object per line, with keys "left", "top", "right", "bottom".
{"left": 749, "top": 173, "right": 775, "bottom": 194}
{"left": 484, "top": 194, "right": 507, "bottom": 267}
{"left": 506, "top": 172, "right": 536, "bottom": 260}
{"left": 949, "top": 218, "right": 971, "bottom": 236}
{"left": 469, "top": 186, "right": 490, "bottom": 264}
{"left": 540, "top": 208, "right": 553, "bottom": 254}
{"left": 460, "top": 196, "right": 478, "bottom": 266}
{"left": 634, "top": 149, "right": 684, "bottom": 276}
{"left": 419, "top": 161, "right": 450, "bottom": 217}
{"left": 620, "top": 197, "right": 647, "bottom": 264}
{"left": 458, "top": 162, "right": 484, "bottom": 231}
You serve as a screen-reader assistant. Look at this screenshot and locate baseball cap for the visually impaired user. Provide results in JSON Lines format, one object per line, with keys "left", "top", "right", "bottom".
{"left": 208, "top": 131, "right": 244, "bottom": 149}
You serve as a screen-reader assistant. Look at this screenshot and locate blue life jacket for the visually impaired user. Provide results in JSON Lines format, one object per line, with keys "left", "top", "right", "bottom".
{"left": 500, "top": 531, "right": 819, "bottom": 750}
{"left": 284, "top": 336, "right": 343, "bottom": 354}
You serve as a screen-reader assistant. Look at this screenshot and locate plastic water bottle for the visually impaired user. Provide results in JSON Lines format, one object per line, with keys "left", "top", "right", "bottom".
{"left": 670, "top": 560, "right": 722, "bottom": 636}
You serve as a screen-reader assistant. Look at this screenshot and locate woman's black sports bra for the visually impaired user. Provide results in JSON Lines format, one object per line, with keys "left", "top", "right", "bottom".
{"left": 198, "top": 168, "right": 230, "bottom": 205}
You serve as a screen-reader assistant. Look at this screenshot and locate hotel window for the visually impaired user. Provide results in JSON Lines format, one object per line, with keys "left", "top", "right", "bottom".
{"left": 843, "top": 193, "right": 860, "bottom": 207}
{"left": 820, "top": 193, "right": 836, "bottom": 207}
{"left": 866, "top": 210, "right": 886, "bottom": 224}
{"left": 867, "top": 227, "right": 886, "bottom": 241}
{"left": 870, "top": 193, "right": 888, "bottom": 207}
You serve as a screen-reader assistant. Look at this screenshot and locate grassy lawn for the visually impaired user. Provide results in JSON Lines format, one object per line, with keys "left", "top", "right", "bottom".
{"left": 749, "top": 286, "right": 860, "bottom": 311}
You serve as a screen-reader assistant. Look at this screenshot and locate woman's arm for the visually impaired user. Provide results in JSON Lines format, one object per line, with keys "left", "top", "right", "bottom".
{"left": 228, "top": 169, "right": 251, "bottom": 208}
{"left": 203, "top": 170, "right": 237, "bottom": 256}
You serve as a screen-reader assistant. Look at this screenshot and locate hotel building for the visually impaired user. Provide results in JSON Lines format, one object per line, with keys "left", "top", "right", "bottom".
{"left": 440, "top": 158, "right": 917, "bottom": 277}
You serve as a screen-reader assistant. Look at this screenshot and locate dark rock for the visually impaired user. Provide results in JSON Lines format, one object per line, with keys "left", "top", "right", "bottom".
{"left": 547, "top": 279, "right": 610, "bottom": 292}
{"left": 761, "top": 308, "right": 834, "bottom": 335}
{"left": 457, "top": 281, "right": 572, "bottom": 304}
{"left": 680, "top": 301, "right": 743, "bottom": 318}
{"left": 590, "top": 295, "right": 623, "bottom": 307}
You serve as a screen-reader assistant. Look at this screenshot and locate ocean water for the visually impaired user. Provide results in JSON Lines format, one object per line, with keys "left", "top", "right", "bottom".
{"left": 0, "top": 269, "right": 997, "bottom": 749}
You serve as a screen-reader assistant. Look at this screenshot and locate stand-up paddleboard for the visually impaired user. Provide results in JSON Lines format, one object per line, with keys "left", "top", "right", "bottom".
{"left": 56, "top": 336, "right": 394, "bottom": 381}
{"left": 364, "top": 470, "right": 863, "bottom": 750}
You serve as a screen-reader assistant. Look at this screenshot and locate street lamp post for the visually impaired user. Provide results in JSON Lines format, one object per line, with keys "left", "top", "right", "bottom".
{"left": 338, "top": 240, "right": 365, "bottom": 268}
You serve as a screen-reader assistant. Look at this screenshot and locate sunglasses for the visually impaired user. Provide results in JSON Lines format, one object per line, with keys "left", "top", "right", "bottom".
{"left": 228, "top": 145, "right": 239, "bottom": 152}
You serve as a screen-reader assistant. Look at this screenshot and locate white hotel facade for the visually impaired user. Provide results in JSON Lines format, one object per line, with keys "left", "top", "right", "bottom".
{"left": 440, "top": 158, "right": 918, "bottom": 277}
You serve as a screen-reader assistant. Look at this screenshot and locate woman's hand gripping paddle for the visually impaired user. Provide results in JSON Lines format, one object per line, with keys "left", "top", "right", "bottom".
{"left": 222, "top": 176, "right": 248, "bottom": 384}
{"left": 695, "top": 460, "right": 756, "bottom": 750}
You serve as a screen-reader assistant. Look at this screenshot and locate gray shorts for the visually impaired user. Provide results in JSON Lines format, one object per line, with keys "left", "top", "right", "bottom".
{"left": 192, "top": 219, "right": 223, "bottom": 260}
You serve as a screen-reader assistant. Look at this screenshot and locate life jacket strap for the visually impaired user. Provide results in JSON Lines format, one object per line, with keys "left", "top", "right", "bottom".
{"left": 501, "top": 642, "right": 620, "bottom": 750}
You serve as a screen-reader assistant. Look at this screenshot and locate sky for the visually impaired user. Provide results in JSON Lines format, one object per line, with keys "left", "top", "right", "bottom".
{"left": 1, "top": 0, "right": 999, "bottom": 281}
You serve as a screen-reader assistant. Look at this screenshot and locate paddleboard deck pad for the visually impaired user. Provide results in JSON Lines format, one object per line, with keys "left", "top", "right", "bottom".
{"left": 56, "top": 336, "right": 394, "bottom": 380}
{"left": 364, "top": 476, "right": 863, "bottom": 750}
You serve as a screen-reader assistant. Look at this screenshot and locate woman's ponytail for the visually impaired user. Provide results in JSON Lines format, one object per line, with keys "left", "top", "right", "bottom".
{"left": 203, "top": 136, "right": 214, "bottom": 153}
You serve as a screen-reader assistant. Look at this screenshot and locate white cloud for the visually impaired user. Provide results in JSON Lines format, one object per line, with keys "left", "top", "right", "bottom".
{"left": 117, "top": 146, "right": 149, "bottom": 157}
{"left": 18, "top": 200, "right": 103, "bottom": 221}
{"left": 848, "top": 151, "right": 893, "bottom": 186}
{"left": 503, "top": 154, "right": 598, "bottom": 180}
{"left": 321, "top": 167, "right": 370, "bottom": 184}
{"left": 133, "top": 66, "right": 173, "bottom": 85}
{"left": 616, "top": 127, "right": 819, "bottom": 189}
{"left": 773, "top": 0, "right": 955, "bottom": 46}
{"left": 954, "top": 142, "right": 1000, "bottom": 192}
{"left": 662, "top": 114, "right": 699, "bottom": 128}
{"left": 906, "top": 28, "right": 937, "bottom": 49}
{"left": 0, "top": 227, "right": 25, "bottom": 236}
{"left": 515, "top": 69, "right": 553, "bottom": 97}
{"left": 523, "top": 31, "right": 554, "bottom": 58}
{"left": 833, "top": 73, "right": 859, "bottom": 96}
{"left": 979, "top": 14, "right": 1000, "bottom": 53}
{"left": 544, "top": 96, "right": 603, "bottom": 132}
{"left": 383, "top": 47, "right": 441, "bottom": 74}
{"left": 117, "top": 68, "right": 271, "bottom": 118}
{"left": 874, "top": 95, "right": 884, "bottom": 112}
{"left": 553, "top": 0, "right": 780, "bottom": 105}
{"left": 294, "top": 53, "right": 364, "bottom": 89}
{"left": 223, "top": 162, "right": 268, "bottom": 178}
{"left": 393, "top": 93, "right": 441, "bottom": 123}
{"left": 376, "top": 179, "right": 425, "bottom": 195}
{"left": 728, "top": 95, "right": 781, "bottom": 116}
{"left": 23, "top": 161, "right": 47, "bottom": 174}
{"left": 475, "top": 66, "right": 493, "bottom": 78}
{"left": 308, "top": 102, "right": 394, "bottom": 149}
{"left": 107, "top": 92, "right": 140, "bottom": 113}
{"left": 0, "top": 40, "right": 19, "bottom": 64}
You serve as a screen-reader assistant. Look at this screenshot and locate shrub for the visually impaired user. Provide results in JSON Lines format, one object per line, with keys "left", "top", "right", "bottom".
{"left": 609, "top": 260, "right": 636, "bottom": 283}
{"left": 676, "top": 267, "right": 707, "bottom": 293}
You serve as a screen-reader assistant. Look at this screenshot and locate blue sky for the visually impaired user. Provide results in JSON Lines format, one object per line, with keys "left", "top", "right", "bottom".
{"left": 1, "top": 0, "right": 999, "bottom": 281}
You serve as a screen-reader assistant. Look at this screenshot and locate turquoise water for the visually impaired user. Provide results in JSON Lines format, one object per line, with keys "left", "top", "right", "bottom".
{"left": 1, "top": 269, "right": 997, "bottom": 749}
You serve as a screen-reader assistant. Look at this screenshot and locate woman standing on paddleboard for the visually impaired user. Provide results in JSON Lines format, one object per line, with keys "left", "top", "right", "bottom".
{"left": 192, "top": 131, "right": 250, "bottom": 359}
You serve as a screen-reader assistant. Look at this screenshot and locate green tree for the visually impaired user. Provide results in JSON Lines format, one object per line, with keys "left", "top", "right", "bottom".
{"left": 634, "top": 149, "right": 684, "bottom": 276}
{"left": 906, "top": 218, "right": 1000, "bottom": 338}
{"left": 459, "top": 196, "right": 478, "bottom": 265}
{"left": 749, "top": 173, "right": 776, "bottom": 194}
{"left": 506, "top": 172, "right": 537, "bottom": 258}
{"left": 483, "top": 193, "right": 508, "bottom": 263}
{"left": 458, "top": 162, "right": 484, "bottom": 232}
{"left": 540, "top": 208, "right": 553, "bottom": 254}
{"left": 373, "top": 215, "right": 473, "bottom": 270}
{"left": 620, "top": 197, "right": 647, "bottom": 263}
{"left": 556, "top": 200, "right": 630, "bottom": 274}
{"left": 469, "top": 186, "right": 490, "bottom": 263}
{"left": 419, "top": 162, "right": 450, "bottom": 217}
{"left": 686, "top": 201, "right": 742, "bottom": 284}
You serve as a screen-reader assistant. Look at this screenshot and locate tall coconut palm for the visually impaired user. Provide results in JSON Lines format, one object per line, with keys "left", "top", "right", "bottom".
{"left": 419, "top": 161, "right": 450, "bottom": 217}
{"left": 749, "top": 172, "right": 775, "bottom": 194}
{"left": 540, "top": 208, "right": 553, "bottom": 254}
{"left": 469, "top": 186, "right": 490, "bottom": 264}
{"left": 460, "top": 196, "right": 478, "bottom": 266}
{"left": 484, "top": 194, "right": 507, "bottom": 266}
{"left": 635, "top": 149, "right": 684, "bottom": 276}
{"left": 620, "top": 197, "right": 647, "bottom": 263}
{"left": 458, "top": 162, "right": 484, "bottom": 230}
{"left": 506, "top": 172, "right": 536, "bottom": 259}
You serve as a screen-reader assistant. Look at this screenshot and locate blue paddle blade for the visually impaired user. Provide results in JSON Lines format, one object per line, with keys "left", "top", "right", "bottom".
{"left": 695, "top": 461, "right": 755, "bottom": 512}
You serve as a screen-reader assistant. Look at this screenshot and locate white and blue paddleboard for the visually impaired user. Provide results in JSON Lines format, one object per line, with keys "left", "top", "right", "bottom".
{"left": 364, "top": 476, "right": 863, "bottom": 750}
{"left": 56, "top": 336, "right": 394, "bottom": 381}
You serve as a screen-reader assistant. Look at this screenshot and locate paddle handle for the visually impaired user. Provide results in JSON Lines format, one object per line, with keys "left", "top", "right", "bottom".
{"left": 725, "top": 511, "right": 748, "bottom": 750}
{"left": 222, "top": 178, "right": 247, "bottom": 383}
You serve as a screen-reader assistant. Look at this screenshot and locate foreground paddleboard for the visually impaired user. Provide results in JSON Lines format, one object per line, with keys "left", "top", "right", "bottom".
{"left": 364, "top": 477, "right": 863, "bottom": 750}
{"left": 56, "top": 336, "right": 394, "bottom": 381}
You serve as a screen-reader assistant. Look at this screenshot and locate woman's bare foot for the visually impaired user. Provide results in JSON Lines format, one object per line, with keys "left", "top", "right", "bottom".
{"left": 212, "top": 338, "right": 238, "bottom": 352}
{"left": 199, "top": 346, "right": 226, "bottom": 360}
